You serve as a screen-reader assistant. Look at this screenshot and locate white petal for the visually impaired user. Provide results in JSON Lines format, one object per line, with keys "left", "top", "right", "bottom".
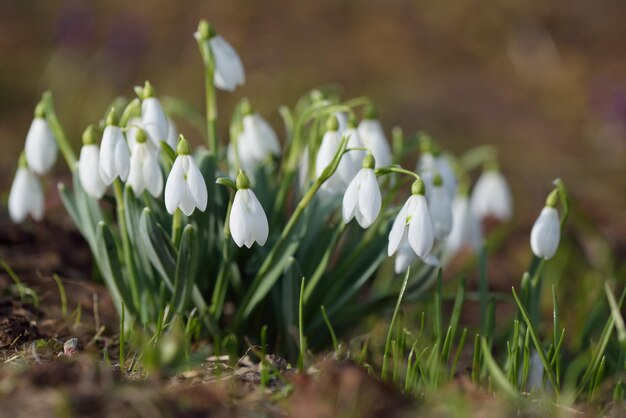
{"left": 127, "top": 148, "right": 146, "bottom": 196}
{"left": 210, "top": 35, "right": 245, "bottom": 91}
{"left": 342, "top": 172, "right": 360, "bottom": 223}
{"left": 99, "top": 126, "right": 118, "bottom": 185}
{"left": 388, "top": 199, "right": 411, "bottom": 256}
{"left": 142, "top": 98, "right": 169, "bottom": 146}
{"left": 530, "top": 206, "right": 560, "bottom": 259}
{"left": 8, "top": 168, "right": 32, "bottom": 223}
{"left": 166, "top": 118, "right": 179, "bottom": 150}
{"left": 247, "top": 189, "right": 269, "bottom": 246}
{"left": 394, "top": 240, "right": 416, "bottom": 274}
{"left": 164, "top": 157, "right": 185, "bottom": 214}
{"left": 186, "top": 157, "right": 208, "bottom": 211}
{"left": 125, "top": 117, "right": 143, "bottom": 151}
{"left": 357, "top": 169, "right": 381, "bottom": 228}
{"left": 25, "top": 118, "right": 58, "bottom": 175}
{"left": 428, "top": 186, "right": 453, "bottom": 240}
{"left": 315, "top": 131, "right": 341, "bottom": 178}
{"left": 179, "top": 187, "right": 196, "bottom": 216}
{"left": 78, "top": 145, "right": 107, "bottom": 199}
{"left": 436, "top": 155, "right": 458, "bottom": 199}
{"left": 407, "top": 195, "right": 434, "bottom": 258}
{"left": 230, "top": 190, "right": 251, "bottom": 247}
{"left": 28, "top": 172, "right": 44, "bottom": 221}
{"left": 143, "top": 150, "right": 163, "bottom": 197}
{"left": 357, "top": 119, "right": 392, "bottom": 168}
{"left": 471, "top": 171, "right": 513, "bottom": 221}
{"left": 249, "top": 114, "right": 280, "bottom": 157}
{"left": 114, "top": 135, "right": 130, "bottom": 182}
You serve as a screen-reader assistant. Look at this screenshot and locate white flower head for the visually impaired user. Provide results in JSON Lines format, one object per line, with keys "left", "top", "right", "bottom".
{"left": 342, "top": 154, "right": 381, "bottom": 229}
{"left": 164, "top": 136, "right": 208, "bottom": 216}
{"left": 140, "top": 82, "right": 170, "bottom": 149}
{"left": 229, "top": 100, "right": 280, "bottom": 178}
{"left": 336, "top": 116, "right": 366, "bottom": 186}
{"left": 127, "top": 128, "right": 163, "bottom": 198}
{"left": 446, "top": 193, "right": 483, "bottom": 256}
{"left": 195, "top": 21, "right": 245, "bottom": 92}
{"left": 428, "top": 174, "right": 453, "bottom": 240}
{"left": 99, "top": 110, "right": 130, "bottom": 185}
{"left": 229, "top": 170, "right": 269, "bottom": 248}
{"left": 8, "top": 155, "right": 44, "bottom": 223}
{"left": 530, "top": 191, "right": 561, "bottom": 260}
{"left": 417, "top": 138, "right": 458, "bottom": 199}
{"left": 24, "top": 103, "right": 58, "bottom": 175}
{"left": 388, "top": 179, "right": 435, "bottom": 260}
{"left": 357, "top": 105, "right": 392, "bottom": 168}
{"left": 78, "top": 126, "right": 107, "bottom": 199}
{"left": 471, "top": 167, "right": 513, "bottom": 221}
{"left": 316, "top": 116, "right": 348, "bottom": 195}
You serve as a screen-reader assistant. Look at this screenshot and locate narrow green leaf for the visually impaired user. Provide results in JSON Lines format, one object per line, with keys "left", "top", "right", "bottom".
{"left": 382, "top": 267, "right": 411, "bottom": 380}
{"left": 172, "top": 225, "right": 198, "bottom": 312}
{"left": 96, "top": 222, "right": 134, "bottom": 316}
{"left": 481, "top": 337, "right": 519, "bottom": 399}
{"left": 139, "top": 208, "right": 177, "bottom": 289}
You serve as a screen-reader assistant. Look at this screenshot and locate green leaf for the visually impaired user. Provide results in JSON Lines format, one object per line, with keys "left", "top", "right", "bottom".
{"left": 172, "top": 225, "right": 198, "bottom": 312}
{"left": 96, "top": 222, "right": 134, "bottom": 316}
{"left": 139, "top": 208, "right": 177, "bottom": 289}
{"left": 481, "top": 337, "right": 519, "bottom": 399}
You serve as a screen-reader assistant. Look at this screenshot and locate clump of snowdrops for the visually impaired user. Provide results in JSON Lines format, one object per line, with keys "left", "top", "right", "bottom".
{"left": 11, "top": 20, "right": 610, "bottom": 399}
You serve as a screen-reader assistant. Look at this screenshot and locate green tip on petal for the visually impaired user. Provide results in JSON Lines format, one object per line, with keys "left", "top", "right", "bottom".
{"left": 347, "top": 114, "right": 357, "bottom": 129}
{"left": 240, "top": 98, "right": 253, "bottom": 116}
{"left": 546, "top": 189, "right": 559, "bottom": 208}
{"left": 362, "top": 153, "right": 376, "bottom": 169}
{"left": 106, "top": 107, "right": 119, "bottom": 126}
{"left": 433, "top": 172, "right": 443, "bottom": 187}
{"left": 34, "top": 101, "right": 46, "bottom": 118}
{"left": 143, "top": 81, "right": 156, "bottom": 98}
{"left": 82, "top": 125, "right": 98, "bottom": 145}
{"left": 326, "top": 115, "right": 339, "bottom": 132}
{"left": 176, "top": 135, "right": 191, "bottom": 155}
{"left": 236, "top": 169, "right": 251, "bottom": 189}
{"left": 411, "top": 177, "right": 426, "bottom": 195}
{"left": 18, "top": 151, "right": 27, "bottom": 168}
{"left": 364, "top": 104, "right": 378, "bottom": 120}
{"left": 135, "top": 128, "right": 148, "bottom": 144}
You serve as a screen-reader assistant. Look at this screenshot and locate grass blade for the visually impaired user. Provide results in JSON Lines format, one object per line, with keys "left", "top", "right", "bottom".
{"left": 382, "top": 267, "right": 411, "bottom": 380}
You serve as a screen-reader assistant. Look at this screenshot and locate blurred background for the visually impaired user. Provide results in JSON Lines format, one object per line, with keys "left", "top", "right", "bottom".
{"left": 1, "top": 0, "right": 625, "bottom": 258}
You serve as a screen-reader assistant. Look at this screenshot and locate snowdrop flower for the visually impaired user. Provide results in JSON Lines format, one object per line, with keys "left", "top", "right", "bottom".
{"left": 77, "top": 126, "right": 107, "bottom": 199}
{"left": 125, "top": 117, "right": 145, "bottom": 151}
{"left": 140, "top": 82, "right": 171, "bottom": 149}
{"left": 24, "top": 102, "right": 58, "bottom": 175}
{"left": 417, "top": 138, "right": 457, "bottom": 199}
{"left": 530, "top": 190, "right": 561, "bottom": 260}
{"left": 99, "top": 109, "right": 130, "bottom": 185}
{"left": 446, "top": 186, "right": 483, "bottom": 256}
{"left": 357, "top": 105, "right": 392, "bottom": 168}
{"left": 195, "top": 20, "right": 245, "bottom": 92}
{"left": 336, "top": 116, "right": 366, "bottom": 186}
{"left": 394, "top": 241, "right": 417, "bottom": 274}
{"left": 471, "top": 166, "right": 513, "bottom": 221}
{"left": 388, "top": 179, "right": 435, "bottom": 260}
{"left": 428, "top": 174, "right": 453, "bottom": 240}
{"left": 164, "top": 136, "right": 208, "bottom": 216}
{"left": 229, "top": 99, "right": 280, "bottom": 177}
{"left": 342, "top": 154, "right": 381, "bottom": 228}
{"left": 316, "top": 116, "right": 347, "bottom": 194}
{"left": 229, "top": 170, "right": 269, "bottom": 248}
{"left": 127, "top": 128, "right": 163, "bottom": 198}
{"left": 8, "top": 153, "right": 44, "bottom": 223}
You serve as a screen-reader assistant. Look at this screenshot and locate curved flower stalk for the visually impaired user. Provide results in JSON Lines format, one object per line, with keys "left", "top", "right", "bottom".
{"left": 127, "top": 128, "right": 163, "bottom": 198}
{"left": 471, "top": 165, "right": 513, "bottom": 221}
{"left": 446, "top": 185, "right": 483, "bottom": 257}
{"left": 24, "top": 102, "right": 58, "bottom": 175}
{"left": 316, "top": 115, "right": 349, "bottom": 194}
{"left": 99, "top": 109, "right": 130, "bottom": 185}
{"left": 357, "top": 105, "right": 392, "bottom": 168}
{"left": 530, "top": 189, "right": 561, "bottom": 260}
{"left": 388, "top": 178, "right": 435, "bottom": 260}
{"left": 428, "top": 174, "right": 453, "bottom": 241}
{"left": 229, "top": 170, "right": 269, "bottom": 248}
{"left": 195, "top": 21, "right": 245, "bottom": 92}
{"left": 164, "top": 136, "right": 208, "bottom": 216}
{"left": 229, "top": 99, "right": 280, "bottom": 177}
{"left": 8, "top": 153, "right": 44, "bottom": 223}
{"left": 342, "top": 154, "right": 381, "bottom": 228}
{"left": 140, "top": 82, "right": 172, "bottom": 149}
{"left": 78, "top": 125, "right": 107, "bottom": 199}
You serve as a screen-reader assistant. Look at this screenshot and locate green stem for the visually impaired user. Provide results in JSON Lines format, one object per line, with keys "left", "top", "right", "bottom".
{"left": 42, "top": 91, "right": 77, "bottom": 169}
{"left": 382, "top": 267, "right": 411, "bottom": 380}
{"left": 376, "top": 165, "right": 420, "bottom": 181}
{"left": 205, "top": 64, "right": 218, "bottom": 155}
{"left": 113, "top": 180, "right": 141, "bottom": 315}
{"left": 171, "top": 209, "right": 183, "bottom": 248}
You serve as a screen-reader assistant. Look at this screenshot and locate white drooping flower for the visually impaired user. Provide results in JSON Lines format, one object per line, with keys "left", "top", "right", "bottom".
{"left": 229, "top": 101, "right": 280, "bottom": 177}
{"left": 357, "top": 106, "right": 392, "bottom": 168}
{"left": 336, "top": 117, "right": 366, "bottom": 186}
{"left": 471, "top": 168, "right": 513, "bottom": 221}
{"left": 99, "top": 111, "right": 130, "bottom": 185}
{"left": 125, "top": 117, "right": 145, "bottom": 151}
{"left": 428, "top": 174, "right": 453, "bottom": 240}
{"left": 446, "top": 194, "right": 483, "bottom": 256}
{"left": 8, "top": 156, "right": 44, "bottom": 223}
{"left": 195, "top": 21, "right": 245, "bottom": 92}
{"left": 342, "top": 155, "right": 381, "bottom": 228}
{"left": 78, "top": 127, "right": 107, "bottom": 199}
{"left": 164, "top": 137, "right": 208, "bottom": 216}
{"left": 24, "top": 104, "right": 58, "bottom": 175}
{"left": 229, "top": 170, "right": 269, "bottom": 248}
{"left": 316, "top": 116, "right": 348, "bottom": 194}
{"left": 530, "top": 191, "right": 561, "bottom": 259}
{"left": 388, "top": 180, "right": 435, "bottom": 260}
{"left": 140, "top": 83, "right": 170, "bottom": 149}
{"left": 417, "top": 142, "right": 457, "bottom": 199}
{"left": 127, "top": 128, "right": 163, "bottom": 198}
